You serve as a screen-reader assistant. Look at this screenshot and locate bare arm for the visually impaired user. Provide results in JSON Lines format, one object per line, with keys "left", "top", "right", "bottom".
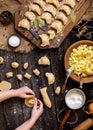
{"left": 15, "top": 100, "right": 43, "bottom": 130}
{"left": 0, "top": 86, "right": 35, "bottom": 102}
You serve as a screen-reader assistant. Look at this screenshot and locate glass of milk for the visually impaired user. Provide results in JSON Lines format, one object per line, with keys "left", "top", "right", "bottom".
{"left": 65, "top": 88, "right": 86, "bottom": 110}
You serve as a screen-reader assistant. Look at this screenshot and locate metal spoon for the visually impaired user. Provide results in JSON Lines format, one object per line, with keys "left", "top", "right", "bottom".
{"left": 79, "top": 74, "right": 83, "bottom": 89}
{"left": 61, "top": 68, "right": 72, "bottom": 93}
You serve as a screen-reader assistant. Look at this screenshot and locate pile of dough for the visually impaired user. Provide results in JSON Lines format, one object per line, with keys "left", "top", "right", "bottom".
{"left": 0, "top": 81, "right": 11, "bottom": 91}
{"left": 25, "top": 97, "right": 37, "bottom": 107}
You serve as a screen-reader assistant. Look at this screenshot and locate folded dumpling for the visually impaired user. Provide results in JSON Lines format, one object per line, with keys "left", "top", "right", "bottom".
{"left": 65, "top": 0, "right": 76, "bottom": 8}
{"left": 46, "top": 0, "right": 60, "bottom": 8}
{"left": 18, "top": 18, "right": 30, "bottom": 30}
{"left": 33, "top": 0, "right": 46, "bottom": 9}
{"left": 24, "top": 11, "right": 36, "bottom": 22}
{"left": 41, "top": 12, "right": 53, "bottom": 24}
{"left": 59, "top": 5, "right": 72, "bottom": 15}
{"left": 29, "top": 4, "right": 42, "bottom": 15}
{"left": 39, "top": 34, "right": 50, "bottom": 47}
{"left": 48, "top": 29, "right": 56, "bottom": 40}
{"left": 55, "top": 12, "right": 68, "bottom": 25}
{"left": 44, "top": 5, "right": 57, "bottom": 16}
{"left": 51, "top": 20, "right": 63, "bottom": 33}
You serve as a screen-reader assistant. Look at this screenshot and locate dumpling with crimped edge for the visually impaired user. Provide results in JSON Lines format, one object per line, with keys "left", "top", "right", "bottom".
{"left": 51, "top": 20, "right": 63, "bottom": 34}
{"left": 55, "top": 12, "right": 68, "bottom": 25}
{"left": 41, "top": 12, "right": 53, "bottom": 24}
{"left": 59, "top": 4, "right": 72, "bottom": 16}
{"left": 39, "top": 34, "right": 50, "bottom": 47}
{"left": 48, "top": 29, "right": 56, "bottom": 40}
{"left": 33, "top": 0, "right": 46, "bottom": 9}
{"left": 29, "top": 4, "right": 42, "bottom": 15}
{"left": 46, "top": 0, "right": 60, "bottom": 8}
{"left": 44, "top": 4, "right": 57, "bottom": 17}
{"left": 65, "top": 0, "right": 76, "bottom": 8}
{"left": 18, "top": 18, "right": 30, "bottom": 30}
{"left": 25, "top": 97, "right": 37, "bottom": 107}
{"left": 24, "top": 11, "right": 36, "bottom": 22}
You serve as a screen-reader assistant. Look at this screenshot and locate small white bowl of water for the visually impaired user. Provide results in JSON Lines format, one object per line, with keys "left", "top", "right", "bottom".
{"left": 65, "top": 88, "right": 86, "bottom": 110}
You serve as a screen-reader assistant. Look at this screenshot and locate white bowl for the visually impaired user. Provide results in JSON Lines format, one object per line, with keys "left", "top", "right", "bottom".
{"left": 65, "top": 88, "right": 86, "bottom": 110}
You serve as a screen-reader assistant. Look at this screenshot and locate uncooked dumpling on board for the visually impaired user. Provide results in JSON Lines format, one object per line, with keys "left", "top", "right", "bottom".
{"left": 65, "top": 0, "right": 76, "bottom": 8}
{"left": 59, "top": 4, "right": 72, "bottom": 15}
{"left": 41, "top": 12, "right": 53, "bottom": 24}
{"left": 29, "top": 4, "right": 42, "bottom": 15}
{"left": 48, "top": 29, "right": 56, "bottom": 40}
{"left": 55, "top": 12, "right": 68, "bottom": 25}
{"left": 18, "top": 18, "right": 30, "bottom": 30}
{"left": 33, "top": 0, "right": 46, "bottom": 9}
{"left": 44, "top": 4, "right": 57, "bottom": 16}
{"left": 51, "top": 20, "right": 63, "bottom": 33}
{"left": 39, "top": 34, "right": 50, "bottom": 47}
{"left": 46, "top": 0, "right": 60, "bottom": 8}
{"left": 24, "top": 11, "right": 36, "bottom": 22}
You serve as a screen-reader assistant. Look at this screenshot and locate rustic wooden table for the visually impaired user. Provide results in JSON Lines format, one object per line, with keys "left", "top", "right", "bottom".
{"left": 0, "top": 24, "right": 93, "bottom": 130}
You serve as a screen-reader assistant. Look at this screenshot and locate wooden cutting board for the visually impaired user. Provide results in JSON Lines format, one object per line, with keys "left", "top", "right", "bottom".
{"left": 15, "top": 0, "right": 90, "bottom": 49}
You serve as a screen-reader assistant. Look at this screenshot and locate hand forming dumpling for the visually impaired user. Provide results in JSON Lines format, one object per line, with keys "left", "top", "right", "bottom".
{"left": 51, "top": 20, "right": 63, "bottom": 33}
{"left": 29, "top": 4, "right": 42, "bottom": 15}
{"left": 59, "top": 4, "right": 72, "bottom": 15}
{"left": 46, "top": 0, "right": 60, "bottom": 8}
{"left": 33, "top": 0, "right": 46, "bottom": 9}
{"left": 24, "top": 11, "right": 36, "bottom": 22}
{"left": 39, "top": 34, "right": 50, "bottom": 47}
{"left": 55, "top": 12, "right": 68, "bottom": 25}
{"left": 65, "top": 0, "right": 76, "bottom": 8}
{"left": 41, "top": 12, "right": 53, "bottom": 24}
{"left": 18, "top": 18, "right": 30, "bottom": 30}
{"left": 44, "top": 4, "right": 57, "bottom": 17}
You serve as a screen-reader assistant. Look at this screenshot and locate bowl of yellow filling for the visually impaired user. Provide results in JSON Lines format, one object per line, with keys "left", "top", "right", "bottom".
{"left": 64, "top": 40, "right": 93, "bottom": 83}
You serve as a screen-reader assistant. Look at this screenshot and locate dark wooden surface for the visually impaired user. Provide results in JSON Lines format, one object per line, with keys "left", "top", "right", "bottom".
{"left": 0, "top": 23, "right": 93, "bottom": 130}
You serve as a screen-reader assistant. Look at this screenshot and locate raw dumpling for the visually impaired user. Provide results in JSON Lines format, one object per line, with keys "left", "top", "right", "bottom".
{"left": 51, "top": 20, "right": 63, "bottom": 33}
{"left": 59, "top": 5, "right": 72, "bottom": 15}
{"left": 46, "top": 0, "right": 60, "bottom": 8}
{"left": 41, "top": 12, "right": 53, "bottom": 24}
{"left": 33, "top": 0, "right": 46, "bottom": 9}
{"left": 18, "top": 18, "right": 30, "bottom": 30}
{"left": 44, "top": 5, "right": 57, "bottom": 16}
{"left": 55, "top": 12, "right": 68, "bottom": 25}
{"left": 39, "top": 34, "right": 50, "bottom": 47}
{"left": 65, "top": 0, "right": 76, "bottom": 8}
{"left": 24, "top": 11, "right": 36, "bottom": 22}
{"left": 48, "top": 29, "right": 56, "bottom": 40}
{"left": 29, "top": 4, "right": 42, "bottom": 15}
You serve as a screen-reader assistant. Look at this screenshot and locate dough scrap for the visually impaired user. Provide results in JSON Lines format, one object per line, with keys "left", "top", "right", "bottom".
{"left": 0, "top": 57, "right": 4, "bottom": 64}
{"left": 23, "top": 62, "right": 28, "bottom": 69}
{"left": 6, "top": 72, "right": 13, "bottom": 78}
{"left": 33, "top": 68, "right": 40, "bottom": 76}
{"left": 55, "top": 86, "right": 61, "bottom": 95}
{"left": 40, "top": 87, "right": 51, "bottom": 108}
{"left": 11, "top": 62, "right": 19, "bottom": 69}
{"left": 0, "top": 81, "right": 11, "bottom": 91}
{"left": 45, "top": 72, "right": 55, "bottom": 85}
{"left": 16, "top": 74, "right": 22, "bottom": 81}
{"left": 24, "top": 73, "right": 32, "bottom": 79}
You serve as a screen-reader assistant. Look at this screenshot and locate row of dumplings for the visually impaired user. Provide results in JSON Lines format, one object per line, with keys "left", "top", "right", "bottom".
{"left": 18, "top": 0, "right": 80, "bottom": 47}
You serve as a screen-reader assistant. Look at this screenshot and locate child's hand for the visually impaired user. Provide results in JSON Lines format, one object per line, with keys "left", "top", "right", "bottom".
{"left": 31, "top": 99, "right": 43, "bottom": 121}
{"left": 15, "top": 86, "right": 35, "bottom": 98}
